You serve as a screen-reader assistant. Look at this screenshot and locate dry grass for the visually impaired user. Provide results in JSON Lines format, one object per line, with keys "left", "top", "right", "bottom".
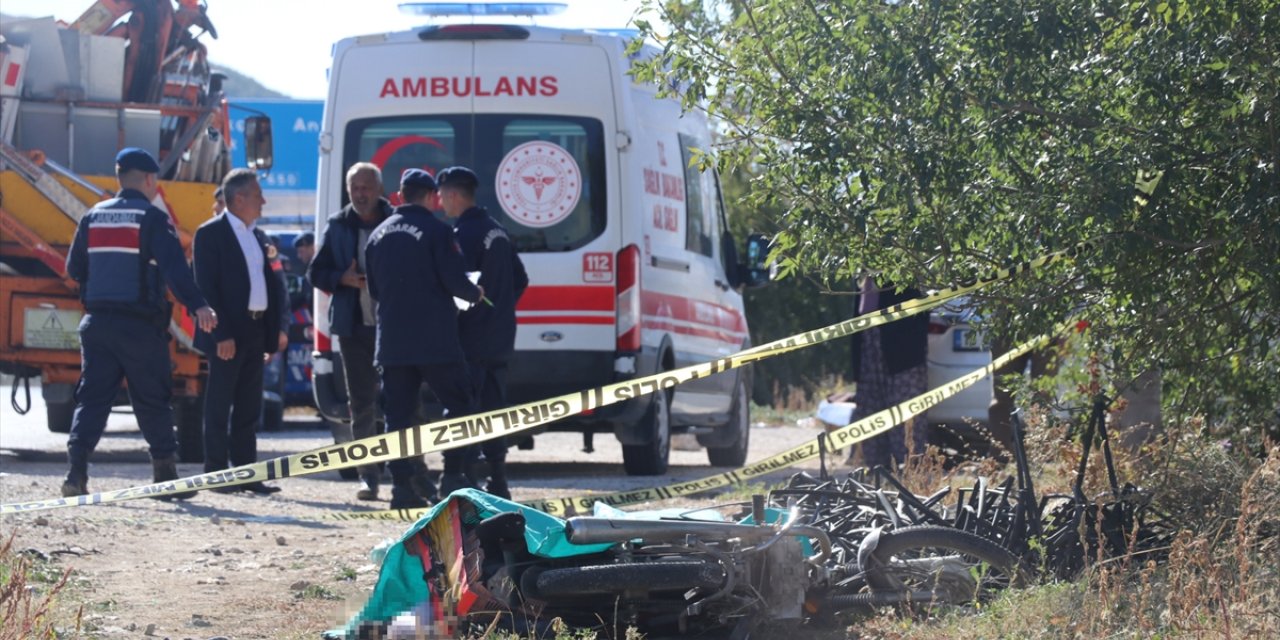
{"left": 0, "top": 532, "right": 77, "bottom": 640}
{"left": 851, "top": 417, "right": 1280, "bottom": 640}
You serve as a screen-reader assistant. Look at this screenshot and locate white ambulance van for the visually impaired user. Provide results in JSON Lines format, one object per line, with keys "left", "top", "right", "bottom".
{"left": 312, "top": 14, "right": 771, "bottom": 475}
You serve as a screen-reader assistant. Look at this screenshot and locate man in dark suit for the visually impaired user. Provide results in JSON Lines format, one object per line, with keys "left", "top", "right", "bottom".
{"left": 193, "top": 168, "right": 287, "bottom": 494}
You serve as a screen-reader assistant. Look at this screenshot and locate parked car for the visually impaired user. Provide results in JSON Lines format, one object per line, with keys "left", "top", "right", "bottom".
{"left": 925, "top": 299, "right": 994, "bottom": 435}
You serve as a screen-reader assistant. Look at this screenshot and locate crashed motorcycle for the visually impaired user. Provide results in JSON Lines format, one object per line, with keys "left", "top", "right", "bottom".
{"left": 342, "top": 489, "right": 1026, "bottom": 639}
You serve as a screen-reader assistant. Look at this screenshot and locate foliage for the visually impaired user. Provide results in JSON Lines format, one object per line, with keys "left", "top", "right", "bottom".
{"left": 632, "top": 0, "right": 1280, "bottom": 429}
{"left": 722, "top": 168, "right": 854, "bottom": 406}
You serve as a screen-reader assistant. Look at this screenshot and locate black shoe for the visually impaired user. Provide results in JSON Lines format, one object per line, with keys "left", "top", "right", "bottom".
{"left": 62, "top": 452, "right": 90, "bottom": 497}
{"left": 240, "top": 481, "right": 281, "bottom": 495}
{"left": 151, "top": 456, "right": 196, "bottom": 500}
{"left": 210, "top": 485, "right": 240, "bottom": 494}
{"left": 389, "top": 485, "right": 429, "bottom": 510}
{"left": 410, "top": 473, "right": 438, "bottom": 502}
{"left": 438, "top": 472, "right": 476, "bottom": 499}
{"left": 60, "top": 477, "right": 88, "bottom": 498}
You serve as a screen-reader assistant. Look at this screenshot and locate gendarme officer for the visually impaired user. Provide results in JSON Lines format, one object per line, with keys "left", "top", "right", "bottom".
{"left": 437, "top": 166, "right": 528, "bottom": 499}
{"left": 365, "top": 169, "right": 484, "bottom": 509}
{"left": 63, "top": 148, "right": 217, "bottom": 498}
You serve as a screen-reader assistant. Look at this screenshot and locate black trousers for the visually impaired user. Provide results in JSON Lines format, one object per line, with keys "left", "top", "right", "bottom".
{"left": 338, "top": 326, "right": 382, "bottom": 480}
{"left": 380, "top": 361, "right": 477, "bottom": 482}
{"left": 68, "top": 312, "right": 177, "bottom": 459}
{"left": 203, "top": 322, "right": 266, "bottom": 473}
{"left": 467, "top": 358, "right": 510, "bottom": 463}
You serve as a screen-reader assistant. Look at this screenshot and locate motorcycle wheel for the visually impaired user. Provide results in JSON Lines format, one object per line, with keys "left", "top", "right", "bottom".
{"left": 861, "top": 525, "right": 1028, "bottom": 610}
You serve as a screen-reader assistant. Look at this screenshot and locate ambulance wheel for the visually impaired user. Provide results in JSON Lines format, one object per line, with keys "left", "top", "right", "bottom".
{"left": 623, "top": 386, "right": 671, "bottom": 476}
{"left": 707, "top": 378, "right": 750, "bottom": 467}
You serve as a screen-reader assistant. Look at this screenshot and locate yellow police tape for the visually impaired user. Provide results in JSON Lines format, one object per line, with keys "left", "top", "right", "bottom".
{"left": 0, "top": 242, "right": 1095, "bottom": 516}
{"left": 324, "top": 328, "right": 1056, "bottom": 522}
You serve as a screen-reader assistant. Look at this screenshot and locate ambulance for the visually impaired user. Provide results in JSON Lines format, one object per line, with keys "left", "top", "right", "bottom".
{"left": 311, "top": 8, "right": 771, "bottom": 475}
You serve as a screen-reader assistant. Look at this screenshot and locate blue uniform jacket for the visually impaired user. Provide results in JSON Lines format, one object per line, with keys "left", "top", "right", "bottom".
{"left": 365, "top": 204, "right": 482, "bottom": 367}
{"left": 307, "top": 199, "right": 392, "bottom": 338}
{"left": 454, "top": 207, "right": 529, "bottom": 362}
{"left": 66, "top": 188, "right": 207, "bottom": 322}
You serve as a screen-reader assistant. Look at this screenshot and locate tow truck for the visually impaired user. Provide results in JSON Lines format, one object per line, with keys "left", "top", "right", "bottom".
{"left": 0, "top": 0, "right": 271, "bottom": 461}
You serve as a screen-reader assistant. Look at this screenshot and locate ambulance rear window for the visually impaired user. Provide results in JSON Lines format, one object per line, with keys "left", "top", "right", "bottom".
{"left": 344, "top": 114, "right": 606, "bottom": 252}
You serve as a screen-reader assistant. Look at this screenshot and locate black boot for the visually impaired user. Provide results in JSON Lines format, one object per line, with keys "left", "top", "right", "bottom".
{"left": 439, "top": 471, "right": 477, "bottom": 499}
{"left": 484, "top": 460, "right": 511, "bottom": 500}
{"left": 61, "top": 450, "right": 89, "bottom": 497}
{"left": 151, "top": 456, "right": 196, "bottom": 500}
{"left": 408, "top": 458, "right": 437, "bottom": 503}
{"left": 389, "top": 483, "right": 429, "bottom": 510}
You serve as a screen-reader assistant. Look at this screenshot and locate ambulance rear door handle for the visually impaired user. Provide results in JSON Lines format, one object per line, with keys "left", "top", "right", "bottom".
{"left": 651, "top": 256, "right": 690, "bottom": 273}
{"left": 714, "top": 279, "right": 731, "bottom": 291}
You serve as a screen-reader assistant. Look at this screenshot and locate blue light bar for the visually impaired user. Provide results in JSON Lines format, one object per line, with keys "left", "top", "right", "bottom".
{"left": 399, "top": 2, "right": 569, "bottom": 16}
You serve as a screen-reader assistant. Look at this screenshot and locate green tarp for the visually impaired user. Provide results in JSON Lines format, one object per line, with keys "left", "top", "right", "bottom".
{"left": 334, "top": 489, "right": 614, "bottom": 638}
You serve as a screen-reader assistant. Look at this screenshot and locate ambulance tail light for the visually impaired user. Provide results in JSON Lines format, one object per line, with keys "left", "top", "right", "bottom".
{"left": 616, "top": 244, "right": 641, "bottom": 352}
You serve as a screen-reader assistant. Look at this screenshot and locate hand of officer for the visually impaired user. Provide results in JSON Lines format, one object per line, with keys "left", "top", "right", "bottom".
{"left": 277, "top": 331, "right": 288, "bottom": 353}
{"left": 194, "top": 306, "right": 218, "bottom": 333}
{"left": 216, "top": 338, "right": 236, "bottom": 361}
{"left": 339, "top": 259, "right": 366, "bottom": 289}
{"left": 475, "top": 285, "right": 485, "bottom": 303}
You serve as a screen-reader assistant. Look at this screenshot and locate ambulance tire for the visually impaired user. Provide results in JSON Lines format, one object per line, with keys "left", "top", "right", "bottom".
{"left": 622, "top": 386, "right": 671, "bottom": 476}
{"left": 707, "top": 378, "right": 750, "bottom": 467}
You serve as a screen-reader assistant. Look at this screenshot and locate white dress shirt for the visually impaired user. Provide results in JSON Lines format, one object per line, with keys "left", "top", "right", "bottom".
{"left": 225, "top": 212, "right": 268, "bottom": 312}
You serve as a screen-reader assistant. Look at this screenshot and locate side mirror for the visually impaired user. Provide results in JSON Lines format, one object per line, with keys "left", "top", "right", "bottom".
{"left": 243, "top": 115, "right": 274, "bottom": 171}
{"left": 720, "top": 230, "right": 743, "bottom": 288}
{"left": 741, "top": 233, "right": 773, "bottom": 288}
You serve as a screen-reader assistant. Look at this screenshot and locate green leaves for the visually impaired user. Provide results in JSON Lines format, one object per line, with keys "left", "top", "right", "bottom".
{"left": 635, "top": 0, "right": 1280, "bottom": 428}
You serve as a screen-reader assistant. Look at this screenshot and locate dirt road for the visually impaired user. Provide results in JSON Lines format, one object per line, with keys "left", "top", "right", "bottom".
{"left": 1, "top": 402, "right": 830, "bottom": 639}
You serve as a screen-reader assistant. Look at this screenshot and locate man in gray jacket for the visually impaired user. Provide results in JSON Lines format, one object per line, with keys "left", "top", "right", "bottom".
{"left": 308, "top": 162, "right": 395, "bottom": 501}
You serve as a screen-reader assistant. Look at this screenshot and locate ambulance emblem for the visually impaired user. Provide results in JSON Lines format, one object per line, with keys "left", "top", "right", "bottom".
{"left": 495, "top": 141, "right": 581, "bottom": 228}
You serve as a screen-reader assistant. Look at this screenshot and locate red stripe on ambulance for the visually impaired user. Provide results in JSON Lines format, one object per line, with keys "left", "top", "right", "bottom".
{"left": 517, "top": 285, "right": 614, "bottom": 312}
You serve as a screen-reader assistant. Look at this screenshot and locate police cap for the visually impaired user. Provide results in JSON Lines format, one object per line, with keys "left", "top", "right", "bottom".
{"left": 435, "top": 166, "right": 479, "bottom": 192}
{"left": 115, "top": 147, "right": 161, "bottom": 174}
{"left": 399, "top": 168, "right": 437, "bottom": 191}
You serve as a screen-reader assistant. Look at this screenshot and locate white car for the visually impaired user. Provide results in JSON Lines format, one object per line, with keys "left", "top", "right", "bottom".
{"left": 925, "top": 301, "right": 993, "bottom": 428}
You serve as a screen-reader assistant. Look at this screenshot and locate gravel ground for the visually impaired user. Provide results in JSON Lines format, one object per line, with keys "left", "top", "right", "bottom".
{"left": 1, "top": 410, "right": 835, "bottom": 639}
